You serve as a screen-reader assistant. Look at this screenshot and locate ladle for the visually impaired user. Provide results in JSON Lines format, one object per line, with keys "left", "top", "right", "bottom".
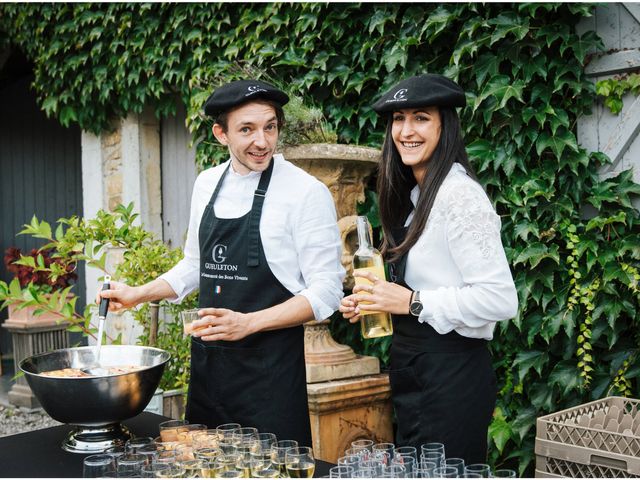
{"left": 82, "top": 275, "right": 111, "bottom": 376}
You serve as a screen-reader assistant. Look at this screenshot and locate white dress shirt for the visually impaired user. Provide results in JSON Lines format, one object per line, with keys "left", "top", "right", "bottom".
{"left": 404, "top": 163, "right": 518, "bottom": 340}
{"left": 160, "top": 154, "right": 345, "bottom": 321}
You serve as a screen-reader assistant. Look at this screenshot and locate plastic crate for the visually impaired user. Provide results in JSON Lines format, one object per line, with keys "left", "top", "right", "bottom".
{"left": 535, "top": 396, "right": 640, "bottom": 478}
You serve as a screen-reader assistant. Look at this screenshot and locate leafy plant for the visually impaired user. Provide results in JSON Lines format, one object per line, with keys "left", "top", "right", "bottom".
{"left": 596, "top": 72, "right": 640, "bottom": 114}
{"left": 4, "top": 246, "right": 77, "bottom": 293}
{"left": 0, "top": 203, "right": 193, "bottom": 391}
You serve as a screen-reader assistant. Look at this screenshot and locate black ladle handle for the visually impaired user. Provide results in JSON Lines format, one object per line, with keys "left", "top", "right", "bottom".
{"left": 98, "top": 275, "right": 111, "bottom": 318}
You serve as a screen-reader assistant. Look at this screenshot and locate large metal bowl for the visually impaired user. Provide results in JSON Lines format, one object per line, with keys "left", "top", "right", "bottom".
{"left": 20, "top": 345, "right": 170, "bottom": 426}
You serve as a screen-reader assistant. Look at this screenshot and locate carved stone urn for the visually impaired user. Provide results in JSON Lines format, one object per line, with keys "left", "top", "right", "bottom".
{"left": 280, "top": 143, "right": 394, "bottom": 462}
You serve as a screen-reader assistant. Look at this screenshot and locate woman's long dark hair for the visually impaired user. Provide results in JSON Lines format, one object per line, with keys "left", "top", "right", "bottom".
{"left": 378, "top": 107, "right": 478, "bottom": 264}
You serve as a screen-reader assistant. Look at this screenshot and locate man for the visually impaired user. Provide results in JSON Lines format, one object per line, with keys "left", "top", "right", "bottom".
{"left": 98, "top": 79, "right": 345, "bottom": 445}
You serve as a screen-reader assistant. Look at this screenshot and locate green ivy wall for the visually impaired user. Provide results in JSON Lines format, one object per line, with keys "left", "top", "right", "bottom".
{"left": 2, "top": 3, "right": 640, "bottom": 474}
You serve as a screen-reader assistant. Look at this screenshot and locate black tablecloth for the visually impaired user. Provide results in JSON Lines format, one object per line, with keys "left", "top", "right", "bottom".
{"left": 0, "top": 412, "right": 333, "bottom": 477}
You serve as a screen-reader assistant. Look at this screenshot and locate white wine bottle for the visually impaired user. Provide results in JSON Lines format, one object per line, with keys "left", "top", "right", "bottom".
{"left": 353, "top": 216, "right": 393, "bottom": 339}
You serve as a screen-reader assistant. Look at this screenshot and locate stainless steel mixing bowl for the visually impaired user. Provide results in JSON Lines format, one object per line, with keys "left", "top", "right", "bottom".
{"left": 20, "top": 345, "right": 171, "bottom": 452}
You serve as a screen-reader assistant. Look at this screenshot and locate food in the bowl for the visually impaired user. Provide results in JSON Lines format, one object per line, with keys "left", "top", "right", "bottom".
{"left": 41, "top": 365, "right": 144, "bottom": 377}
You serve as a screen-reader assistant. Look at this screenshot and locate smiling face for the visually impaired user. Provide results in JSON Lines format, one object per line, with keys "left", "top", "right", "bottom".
{"left": 212, "top": 101, "right": 279, "bottom": 175}
{"left": 391, "top": 106, "right": 442, "bottom": 183}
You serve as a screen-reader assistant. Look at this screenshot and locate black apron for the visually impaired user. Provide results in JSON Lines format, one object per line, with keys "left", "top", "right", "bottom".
{"left": 387, "top": 226, "right": 497, "bottom": 464}
{"left": 185, "top": 160, "right": 312, "bottom": 446}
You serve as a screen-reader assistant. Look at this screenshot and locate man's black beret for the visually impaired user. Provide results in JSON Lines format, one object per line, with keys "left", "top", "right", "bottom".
{"left": 203, "top": 79, "right": 289, "bottom": 117}
{"left": 372, "top": 74, "right": 466, "bottom": 114}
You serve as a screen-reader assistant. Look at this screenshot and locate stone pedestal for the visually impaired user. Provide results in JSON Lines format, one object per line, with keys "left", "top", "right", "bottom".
{"left": 307, "top": 374, "right": 393, "bottom": 463}
{"left": 2, "top": 308, "right": 69, "bottom": 408}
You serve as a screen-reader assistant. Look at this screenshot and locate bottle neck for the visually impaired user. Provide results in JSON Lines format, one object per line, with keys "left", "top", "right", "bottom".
{"left": 356, "top": 217, "right": 372, "bottom": 251}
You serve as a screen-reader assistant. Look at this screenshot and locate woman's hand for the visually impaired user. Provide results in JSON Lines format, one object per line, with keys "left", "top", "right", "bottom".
{"left": 345, "top": 270, "right": 413, "bottom": 318}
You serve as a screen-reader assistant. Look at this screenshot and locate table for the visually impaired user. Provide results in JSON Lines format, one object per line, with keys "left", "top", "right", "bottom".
{"left": 0, "top": 412, "right": 332, "bottom": 477}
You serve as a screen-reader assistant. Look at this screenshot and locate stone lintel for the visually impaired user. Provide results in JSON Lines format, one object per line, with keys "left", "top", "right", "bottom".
{"left": 306, "top": 374, "right": 391, "bottom": 414}
{"left": 306, "top": 355, "right": 380, "bottom": 384}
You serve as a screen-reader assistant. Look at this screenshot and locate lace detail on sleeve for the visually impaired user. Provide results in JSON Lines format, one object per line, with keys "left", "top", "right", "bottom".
{"left": 441, "top": 179, "right": 502, "bottom": 260}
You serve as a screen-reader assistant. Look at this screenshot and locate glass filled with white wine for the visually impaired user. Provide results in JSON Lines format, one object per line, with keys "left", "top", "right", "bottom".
{"left": 285, "top": 446, "right": 315, "bottom": 478}
{"left": 271, "top": 440, "right": 298, "bottom": 477}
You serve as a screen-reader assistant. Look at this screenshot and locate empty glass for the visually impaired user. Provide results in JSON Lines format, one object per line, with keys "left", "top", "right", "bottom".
{"left": 434, "top": 466, "right": 459, "bottom": 478}
{"left": 445, "top": 457, "right": 465, "bottom": 476}
{"left": 493, "top": 469, "right": 517, "bottom": 477}
{"left": 380, "top": 464, "right": 406, "bottom": 478}
{"left": 394, "top": 446, "right": 418, "bottom": 462}
{"left": 417, "top": 461, "right": 438, "bottom": 478}
{"left": 116, "top": 453, "right": 146, "bottom": 477}
{"left": 421, "top": 442, "right": 445, "bottom": 457}
{"left": 392, "top": 455, "right": 416, "bottom": 477}
{"left": 125, "top": 436, "right": 155, "bottom": 454}
{"left": 372, "top": 442, "right": 395, "bottom": 466}
{"left": 422, "top": 451, "right": 444, "bottom": 468}
{"left": 329, "top": 465, "right": 355, "bottom": 478}
{"left": 465, "top": 464, "right": 491, "bottom": 478}
{"left": 83, "top": 454, "right": 116, "bottom": 478}
{"left": 254, "top": 432, "right": 278, "bottom": 453}
{"left": 351, "top": 439, "right": 374, "bottom": 455}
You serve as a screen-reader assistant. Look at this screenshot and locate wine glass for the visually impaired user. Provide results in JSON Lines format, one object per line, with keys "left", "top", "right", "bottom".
{"left": 285, "top": 446, "right": 315, "bottom": 478}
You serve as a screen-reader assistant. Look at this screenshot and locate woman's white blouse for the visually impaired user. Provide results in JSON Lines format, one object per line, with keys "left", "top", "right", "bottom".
{"left": 404, "top": 163, "right": 518, "bottom": 340}
{"left": 160, "top": 154, "right": 345, "bottom": 321}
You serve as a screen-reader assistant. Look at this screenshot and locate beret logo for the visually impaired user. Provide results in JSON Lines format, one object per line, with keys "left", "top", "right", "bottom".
{"left": 386, "top": 88, "right": 408, "bottom": 104}
{"left": 245, "top": 85, "right": 268, "bottom": 97}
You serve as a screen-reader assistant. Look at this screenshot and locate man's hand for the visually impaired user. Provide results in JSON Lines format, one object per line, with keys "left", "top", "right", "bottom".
{"left": 191, "top": 308, "right": 255, "bottom": 342}
{"left": 95, "top": 280, "right": 144, "bottom": 312}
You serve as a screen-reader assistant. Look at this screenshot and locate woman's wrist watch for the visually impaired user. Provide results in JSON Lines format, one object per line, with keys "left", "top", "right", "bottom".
{"left": 409, "top": 290, "right": 423, "bottom": 316}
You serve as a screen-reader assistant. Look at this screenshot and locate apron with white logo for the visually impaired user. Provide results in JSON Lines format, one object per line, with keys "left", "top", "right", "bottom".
{"left": 387, "top": 226, "right": 497, "bottom": 464}
{"left": 186, "top": 160, "right": 312, "bottom": 445}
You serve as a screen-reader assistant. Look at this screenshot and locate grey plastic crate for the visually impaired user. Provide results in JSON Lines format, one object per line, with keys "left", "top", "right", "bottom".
{"left": 535, "top": 396, "right": 640, "bottom": 478}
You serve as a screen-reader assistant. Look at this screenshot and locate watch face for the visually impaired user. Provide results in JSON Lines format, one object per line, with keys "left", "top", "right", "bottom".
{"left": 410, "top": 302, "right": 423, "bottom": 316}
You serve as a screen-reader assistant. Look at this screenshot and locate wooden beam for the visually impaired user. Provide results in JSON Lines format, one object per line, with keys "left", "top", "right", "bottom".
{"left": 600, "top": 95, "right": 640, "bottom": 173}
{"left": 622, "top": 3, "right": 640, "bottom": 25}
{"left": 585, "top": 49, "right": 640, "bottom": 76}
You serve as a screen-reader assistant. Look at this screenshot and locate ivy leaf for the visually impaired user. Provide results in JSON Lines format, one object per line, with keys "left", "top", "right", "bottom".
{"left": 548, "top": 361, "right": 581, "bottom": 395}
{"left": 475, "top": 75, "right": 525, "bottom": 111}
{"left": 489, "top": 407, "right": 513, "bottom": 454}
{"left": 489, "top": 13, "right": 530, "bottom": 45}
{"left": 384, "top": 42, "right": 407, "bottom": 73}
{"left": 511, "top": 407, "right": 537, "bottom": 442}
{"left": 514, "top": 243, "right": 559, "bottom": 268}
{"left": 535, "top": 130, "right": 579, "bottom": 158}
{"left": 513, "top": 350, "right": 548, "bottom": 382}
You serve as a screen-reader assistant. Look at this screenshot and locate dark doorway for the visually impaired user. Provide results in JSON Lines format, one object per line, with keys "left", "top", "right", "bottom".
{"left": 0, "top": 49, "right": 85, "bottom": 364}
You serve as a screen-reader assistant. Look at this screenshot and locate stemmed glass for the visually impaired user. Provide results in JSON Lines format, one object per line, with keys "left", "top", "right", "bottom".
{"left": 285, "top": 446, "right": 315, "bottom": 478}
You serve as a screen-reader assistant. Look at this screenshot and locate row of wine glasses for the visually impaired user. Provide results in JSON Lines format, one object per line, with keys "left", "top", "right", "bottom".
{"left": 83, "top": 420, "right": 315, "bottom": 478}
{"left": 328, "top": 439, "right": 517, "bottom": 478}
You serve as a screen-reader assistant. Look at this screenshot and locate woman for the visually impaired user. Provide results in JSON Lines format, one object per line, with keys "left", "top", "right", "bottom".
{"left": 340, "top": 74, "right": 518, "bottom": 463}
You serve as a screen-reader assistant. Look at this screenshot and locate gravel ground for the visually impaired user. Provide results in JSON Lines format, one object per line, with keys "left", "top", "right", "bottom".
{"left": 0, "top": 404, "right": 61, "bottom": 437}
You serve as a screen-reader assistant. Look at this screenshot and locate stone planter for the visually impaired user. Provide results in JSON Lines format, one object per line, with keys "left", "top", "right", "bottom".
{"left": 2, "top": 302, "right": 70, "bottom": 408}
{"left": 282, "top": 143, "right": 393, "bottom": 461}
